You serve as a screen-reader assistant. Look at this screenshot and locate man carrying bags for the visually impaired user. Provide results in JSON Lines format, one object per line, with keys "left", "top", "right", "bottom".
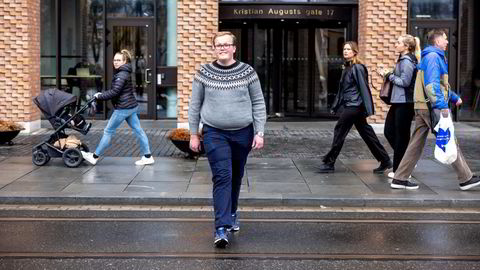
{"left": 390, "top": 29, "right": 480, "bottom": 191}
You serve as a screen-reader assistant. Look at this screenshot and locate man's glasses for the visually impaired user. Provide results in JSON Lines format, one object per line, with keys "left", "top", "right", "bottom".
{"left": 214, "top": 43, "right": 234, "bottom": 49}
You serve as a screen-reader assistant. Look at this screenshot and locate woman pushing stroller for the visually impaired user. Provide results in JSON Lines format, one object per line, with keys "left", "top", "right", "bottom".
{"left": 82, "top": 49, "right": 154, "bottom": 166}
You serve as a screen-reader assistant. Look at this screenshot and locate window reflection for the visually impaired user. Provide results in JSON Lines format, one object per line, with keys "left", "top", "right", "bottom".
{"left": 107, "top": 0, "right": 154, "bottom": 17}
{"left": 40, "top": 0, "right": 57, "bottom": 84}
{"left": 40, "top": 0, "right": 105, "bottom": 118}
{"left": 157, "top": 0, "right": 167, "bottom": 66}
{"left": 410, "top": 0, "right": 458, "bottom": 19}
{"left": 458, "top": 0, "right": 480, "bottom": 120}
{"left": 63, "top": 0, "right": 105, "bottom": 117}
{"left": 313, "top": 28, "right": 345, "bottom": 113}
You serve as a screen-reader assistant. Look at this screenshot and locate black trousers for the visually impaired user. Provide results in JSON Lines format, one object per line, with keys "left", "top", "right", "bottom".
{"left": 323, "top": 106, "right": 390, "bottom": 165}
{"left": 384, "top": 103, "right": 415, "bottom": 172}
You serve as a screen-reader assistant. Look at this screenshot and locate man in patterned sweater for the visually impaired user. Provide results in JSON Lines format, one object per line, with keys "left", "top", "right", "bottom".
{"left": 188, "top": 31, "right": 267, "bottom": 248}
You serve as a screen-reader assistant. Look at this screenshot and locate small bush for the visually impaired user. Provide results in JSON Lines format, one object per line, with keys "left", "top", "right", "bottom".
{"left": 167, "top": 128, "right": 202, "bottom": 141}
{"left": 0, "top": 120, "right": 25, "bottom": 132}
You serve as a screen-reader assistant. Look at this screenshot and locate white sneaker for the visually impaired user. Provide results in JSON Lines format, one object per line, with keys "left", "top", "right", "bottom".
{"left": 135, "top": 156, "right": 155, "bottom": 165}
{"left": 81, "top": 151, "right": 98, "bottom": 165}
{"left": 387, "top": 172, "right": 412, "bottom": 179}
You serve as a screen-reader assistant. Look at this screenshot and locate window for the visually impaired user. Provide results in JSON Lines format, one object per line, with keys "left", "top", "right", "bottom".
{"left": 410, "top": 0, "right": 458, "bottom": 19}
{"left": 40, "top": 0, "right": 57, "bottom": 88}
{"left": 107, "top": 0, "right": 154, "bottom": 17}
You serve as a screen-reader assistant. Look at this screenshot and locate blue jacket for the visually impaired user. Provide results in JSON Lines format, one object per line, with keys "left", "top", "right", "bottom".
{"left": 413, "top": 46, "right": 459, "bottom": 109}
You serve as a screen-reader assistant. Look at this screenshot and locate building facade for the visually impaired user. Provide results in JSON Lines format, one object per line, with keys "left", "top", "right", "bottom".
{"left": 0, "top": 0, "right": 478, "bottom": 132}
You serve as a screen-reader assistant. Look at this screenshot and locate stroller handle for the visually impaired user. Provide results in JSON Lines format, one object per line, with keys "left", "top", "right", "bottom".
{"left": 87, "top": 98, "right": 97, "bottom": 105}
{"left": 76, "top": 98, "right": 96, "bottom": 114}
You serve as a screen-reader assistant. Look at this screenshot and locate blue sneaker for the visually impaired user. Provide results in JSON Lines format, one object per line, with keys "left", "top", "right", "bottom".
{"left": 214, "top": 227, "right": 229, "bottom": 248}
{"left": 227, "top": 214, "right": 240, "bottom": 232}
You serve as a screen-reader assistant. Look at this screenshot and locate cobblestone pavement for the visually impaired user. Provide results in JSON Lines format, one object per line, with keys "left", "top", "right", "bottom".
{"left": 2, "top": 127, "right": 479, "bottom": 161}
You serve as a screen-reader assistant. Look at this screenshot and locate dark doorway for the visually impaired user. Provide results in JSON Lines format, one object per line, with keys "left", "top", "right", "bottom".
{"left": 221, "top": 20, "right": 351, "bottom": 118}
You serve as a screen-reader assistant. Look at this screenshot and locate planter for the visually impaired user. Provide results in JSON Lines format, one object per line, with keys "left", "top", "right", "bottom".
{"left": 0, "top": 130, "right": 21, "bottom": 145}
{"left": 170, "top": 139, "right": 205, "bottom": 158}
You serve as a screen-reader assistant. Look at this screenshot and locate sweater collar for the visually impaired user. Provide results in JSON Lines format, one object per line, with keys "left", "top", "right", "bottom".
{"left": 212, "top": 60, "right": 240, "bottom": 70}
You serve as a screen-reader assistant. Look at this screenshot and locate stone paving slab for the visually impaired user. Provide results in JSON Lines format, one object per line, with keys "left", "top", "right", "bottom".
{"left": 0, "top": 156, "right": 479, "bottom": 208}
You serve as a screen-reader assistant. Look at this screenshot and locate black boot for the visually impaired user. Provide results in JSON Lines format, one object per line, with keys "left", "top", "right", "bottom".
{"left": 373, "top": 160, "right": 392, "bottom": 174}
{"left": 317, "top": 163, "right": 335, "bottom": 173}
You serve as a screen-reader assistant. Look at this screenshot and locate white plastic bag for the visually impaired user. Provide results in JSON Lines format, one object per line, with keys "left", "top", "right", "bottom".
{"left": 433, "top": 111, "right": 457, "bottom": 164}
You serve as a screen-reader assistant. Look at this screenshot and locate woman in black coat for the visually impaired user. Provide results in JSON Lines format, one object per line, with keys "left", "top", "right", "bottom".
{"left": 318, "top": 41, "right": 391, "bottom": 173}
{"left": 81, "top": 49, "right": 154, "bottom": 166}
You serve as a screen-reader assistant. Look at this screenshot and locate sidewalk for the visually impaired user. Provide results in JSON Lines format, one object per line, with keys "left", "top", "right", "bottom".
{"left": 0, "top": 121, "right": 479, "bottom": 207}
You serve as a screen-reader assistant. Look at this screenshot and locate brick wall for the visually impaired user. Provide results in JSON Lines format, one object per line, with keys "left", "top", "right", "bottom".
{"left": 175, "top": 0, "right": 408, "bottom": 124}
{"left": 177, "top": 0, "right": 218, "bottom": 124}
{"left": 0, "top": 0, "right": 41, "bottom": 131}
{"left": 358, "top": 0, "right": 408, "bottom": 123}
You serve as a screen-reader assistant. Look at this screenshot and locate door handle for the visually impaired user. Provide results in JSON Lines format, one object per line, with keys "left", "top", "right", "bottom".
{"left": 145, "top": 68, "right": 151, "bottom": 84}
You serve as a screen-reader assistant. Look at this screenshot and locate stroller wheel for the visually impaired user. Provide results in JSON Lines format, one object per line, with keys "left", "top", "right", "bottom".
{"left": 32, "top": 150, "right": 49, "bottom": 166}
{"left": 63, "top": 148, "right": 83, "bottom": 168}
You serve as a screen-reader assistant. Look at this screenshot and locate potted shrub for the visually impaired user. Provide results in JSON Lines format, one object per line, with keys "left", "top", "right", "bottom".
{"left": 167, "top": 128, "right": 205, "bottom": 158}
{"left": 0, "top": 120, "right": 25, "bottom": 145}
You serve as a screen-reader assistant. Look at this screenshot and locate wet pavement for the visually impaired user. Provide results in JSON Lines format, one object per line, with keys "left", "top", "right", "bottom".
{"left": 0, "top": 121, "right": 479, "bottom": 207}
{"left": 0, "top": 156, "right": 479, "bottom": 207}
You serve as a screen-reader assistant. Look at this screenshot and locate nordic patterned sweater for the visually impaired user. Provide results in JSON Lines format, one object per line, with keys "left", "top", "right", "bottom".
{"left": 188, "top": 61, "right": 267, "bottom": 135}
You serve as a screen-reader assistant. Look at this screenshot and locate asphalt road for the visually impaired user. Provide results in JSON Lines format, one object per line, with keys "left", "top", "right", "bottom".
{"left": 0, "top": 205, "right": 479, "bottom": 269}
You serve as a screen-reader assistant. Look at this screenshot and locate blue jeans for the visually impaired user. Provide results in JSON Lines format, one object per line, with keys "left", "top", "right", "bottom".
{"left": 95, "top": 106, "right": 151, "bottom": 157}
{"left": 203, "top": 124, "right": 254, "bottom": 229}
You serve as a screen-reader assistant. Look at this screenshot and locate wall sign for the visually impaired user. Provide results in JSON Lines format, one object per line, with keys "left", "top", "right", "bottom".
{"left": 219, "top": 5, "right": 352, "bottom": 20}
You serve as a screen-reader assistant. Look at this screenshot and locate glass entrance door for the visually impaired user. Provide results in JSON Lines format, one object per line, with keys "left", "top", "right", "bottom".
{"left": 106, "top": 19, "right": 155, "bottom": 119}
{"left": 221, "top": 21, "right": 347, "bottom": 118}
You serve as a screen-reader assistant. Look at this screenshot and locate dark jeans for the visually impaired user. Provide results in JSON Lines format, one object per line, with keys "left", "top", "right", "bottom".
{"left": 323, "top": 106, "right": 390, "bottom": 165}
{"left": 384, "top": 103, "right": 415, "bottom": 172}
{"left": 203, "top": 124, "right": 254, "bottom": 229}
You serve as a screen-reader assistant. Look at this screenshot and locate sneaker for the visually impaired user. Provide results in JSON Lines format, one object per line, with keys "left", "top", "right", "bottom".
{"left": 388, "top": 172, "right": 412, "bottom": 179}
{"left": 227, "top": 214, "right": 240, "bottom": 232}
{"left": 214, "top": 227, "right": 229, "bottom": 248}
{"left": 373, "top": 160, "right": 393, "bottom": 174}
{"left": 459, "top": 175, "right": 480, "bottom": 191}
{"left": 135, "top": 156, "right": 155, "bottom": 166}
{"left": 390, "top": 179, "right": 419, "bottom": 190}
{"left": 81, "top": 151, "right": 97, "bottom": 165}
{"left": 317, "top": 163, "right": 335, "bottom": 173}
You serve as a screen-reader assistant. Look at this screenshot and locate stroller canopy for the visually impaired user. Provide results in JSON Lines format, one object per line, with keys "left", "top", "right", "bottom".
{"left": 34, "top": 88, "right": 77, "bottom": 118}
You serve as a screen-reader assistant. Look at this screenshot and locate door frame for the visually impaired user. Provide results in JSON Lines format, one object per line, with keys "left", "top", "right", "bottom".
{"left": 106, "top": 18, "right": 156, "bottom": 119}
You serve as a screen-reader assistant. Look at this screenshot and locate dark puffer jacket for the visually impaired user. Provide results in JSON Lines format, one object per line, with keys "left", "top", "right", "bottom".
{"left": 96, "top": 63, "right": 137, "bottom": 109}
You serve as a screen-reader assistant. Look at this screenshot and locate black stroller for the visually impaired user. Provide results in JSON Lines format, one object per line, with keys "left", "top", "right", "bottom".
{"left": 32, "top": 88, "right": 95, "bottom": 167}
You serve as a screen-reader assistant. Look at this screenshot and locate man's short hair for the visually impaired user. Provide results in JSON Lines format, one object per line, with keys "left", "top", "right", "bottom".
{"left": 427, "top": 29, "right": 446, "bottom": 46}
{"left": 212, "top": 31, "right": 237, "bottom": 46}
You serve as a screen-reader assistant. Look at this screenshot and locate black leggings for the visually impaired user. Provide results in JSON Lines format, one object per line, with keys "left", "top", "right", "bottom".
{"left": 323, "top": 106, "right": 390, "bottom": 165}
{"left": 384, "top": 103, "right": 415, "bottom": 172}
